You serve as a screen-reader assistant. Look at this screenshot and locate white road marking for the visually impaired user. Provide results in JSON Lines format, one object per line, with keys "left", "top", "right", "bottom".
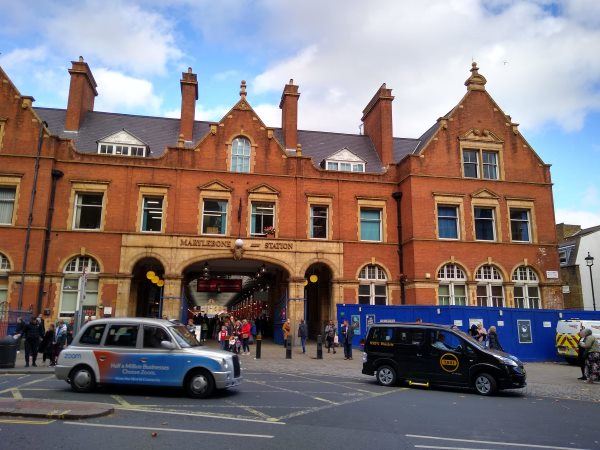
{"left": 245, "top": 379, "right": 339, "bottom": 404}
{"left": 64, "top": 422, "right": 274, "bottom": 439}
{"left": 115, "top": 406, "right": 286, "bottom": 425}
{"left": 110, "top": 395, "right": 131, "bottom": 406}
{"left": 407, "top": 434, "right": 589, "bottom": 450}
{"left": 10, "top": 388, "right": 23, "bottom": 399}
{"left": 414, "top": 446, "right": 493, "bottom": 450}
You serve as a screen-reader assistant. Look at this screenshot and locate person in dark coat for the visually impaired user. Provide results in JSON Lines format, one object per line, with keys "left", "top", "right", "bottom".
{"left": 298, "top": 319, "right": 308, "bottom": 354}
{"left": 39, "top": 323, "right": 56, "bottom": 366}
{"left": 36, "top": 315, "right": 45, "bottom": 336}
{"left": 487, "top": 326, "right": 503, "bottom": 351}
{"left": 341, "top": 319, "right": 356, "bottom": 360}
{"left": 23, "top": 317, "right": 41, "bottom": 367}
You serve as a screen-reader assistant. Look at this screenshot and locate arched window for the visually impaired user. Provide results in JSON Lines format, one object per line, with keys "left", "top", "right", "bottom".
{"left": 475, "top": 265, "right": 504, "bottom": 307}
{"left": 231, "top": 136, "right": 251, "bottom": 173}
{"left": 512, "top": 266, "right": 540, "bottom": 309}
{"left": 60, "top": 256, "right": 100, "bottom": 317}
{"left": 0, "top": 253, "right": 10, "bottom": 318}
{"left": 358, "top": 264, "right": 387, "bottom": 305}
{"left": 437, "top": 264, "right": 467, "bottom": 305}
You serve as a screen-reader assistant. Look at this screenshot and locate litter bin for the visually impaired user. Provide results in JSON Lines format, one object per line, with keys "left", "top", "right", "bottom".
{"left": 0, "top": 335, "right": 18, "bottom": 368}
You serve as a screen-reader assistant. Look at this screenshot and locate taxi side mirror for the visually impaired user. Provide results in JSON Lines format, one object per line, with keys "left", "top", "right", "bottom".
{"left": 160, "top": 340, "right": 176, "bottom": 350}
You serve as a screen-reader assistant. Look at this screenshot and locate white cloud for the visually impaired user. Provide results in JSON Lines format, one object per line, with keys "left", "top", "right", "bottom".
{"left": 250, "top": 0, "right": 600, "bottom": 136}
{"left": 582, "top": 185, "right": 600, "bottom": 206}
{"left": 43, "top": 0, "right": 182, "bottom": 75}
{"left": 213, "top": 70, "right": 240, "bottom": 81}
{"left": 0, "top": 46, "right": 47, "bottom": 70}
{"left": 94, "top": 68, "right": 162, "bottom": 113}
{"left": 164, "top": 104, "right": 231, "bottom": 122}
{"left": 556, "top": 209, "right": 600, "bottom": 228}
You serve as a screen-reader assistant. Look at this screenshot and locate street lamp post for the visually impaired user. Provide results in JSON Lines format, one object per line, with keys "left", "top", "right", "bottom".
{"left": 585, "top": 252, "right": 596, "bottom": 311}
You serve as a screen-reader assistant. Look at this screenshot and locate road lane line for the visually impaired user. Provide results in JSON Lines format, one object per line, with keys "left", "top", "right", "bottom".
{"left": 245, "top": 379, "right": 339, "bottom": 404}
{"left": 225, "top": 400, "right": 274, "bottom": 421}
{"left": 406, "top": 434, "right": 589, "bottom": 450}
{"left": 0, "top": 418, "right": 55, "bottom": 425}
{"left": 415, "top": 446, "right": 493, "bottom": 450}
{"left": 110, "top": 395, "right": 132, "bottom": 407}
{"left": 64, "top": 422, "right": 274, "bottom": 438}
{"left": 10, "top": 388, "right": 23, "bottom": 399}
{"left": 114, "top": 406, "right": 286, "bottom": 424}
{"left": 268, "top": 373, "right": 376, "bottom": 394}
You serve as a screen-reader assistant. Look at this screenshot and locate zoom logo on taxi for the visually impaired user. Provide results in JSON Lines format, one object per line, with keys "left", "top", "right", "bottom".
{"left": 439, "top": 353, "right": 459, "bottom": 372}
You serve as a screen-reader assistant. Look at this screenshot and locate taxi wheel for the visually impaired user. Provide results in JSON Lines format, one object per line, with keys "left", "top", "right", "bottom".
{"left": 69, "top": 366, "right": 96, "bottom": 393}
{"left": 473, "top": 372, "right": 497, "bottom": 396}
{"left": 185, "top": 370, "right": 215, "bottom": 399}
{"left": 376, "top": 365, "right": 397, "bottom": 386}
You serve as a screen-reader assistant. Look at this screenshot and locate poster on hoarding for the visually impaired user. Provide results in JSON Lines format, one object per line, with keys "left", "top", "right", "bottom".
{"left": 517, "top": 319, "right": 533, "bottom": 343}
{"left": 351, "top": 315, "right": 361, "bottom": 335}
{"left": 366, "top": 314, "right": 376, "bottom": 328}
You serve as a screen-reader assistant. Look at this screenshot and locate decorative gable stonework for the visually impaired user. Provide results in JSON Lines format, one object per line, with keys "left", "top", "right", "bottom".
{"left": 325, "top": 148, "right": 366, "bottom": 163}
{"left": 98, "top": 129, "right": 146, "bottom": 146}
{"left": 459, "top": 129, "right": 504, "bottom": 145}
{"left": 97, "top": 129, "right": 148, "bottom": 157}
{"left": 471, "top": 188, "right": 500, "bottom": 199}
{"left": 248, "top": 183, "right": 280, "bottom": 196}
{"left": 198, "top": 180, "right": 232, "bottom": 192}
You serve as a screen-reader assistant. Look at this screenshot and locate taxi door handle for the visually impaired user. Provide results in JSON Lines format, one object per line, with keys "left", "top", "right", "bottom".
{"left": 98, "top": 356, "right": 107, "bottom": 362}
{"left": 139, "top": 358, "right": 148, "bottom": 363}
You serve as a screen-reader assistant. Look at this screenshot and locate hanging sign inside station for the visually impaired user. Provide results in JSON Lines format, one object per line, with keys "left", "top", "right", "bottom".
{"left": 197, "top": 278, "right": 242, "bottom": 293}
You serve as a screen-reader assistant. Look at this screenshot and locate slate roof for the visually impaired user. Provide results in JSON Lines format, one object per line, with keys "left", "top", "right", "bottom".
{"left": 35, "top": 107, "right": 435, "bottom": 172}
{"left": 558, "top": 225, "right": 600, "bottom": 266}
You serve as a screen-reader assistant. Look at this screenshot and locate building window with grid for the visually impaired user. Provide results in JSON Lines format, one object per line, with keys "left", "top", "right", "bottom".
{"left": 60, "top": 256, "right": 100, "bottom": 317}
{"left": 141, "top": 196, "right": 164, "bottom": 232}
{"left": 437, "top": 205, "right": 459, "bottom": 239}
{"left": 0, "top": 187, "right": 16, "bottom": 225}
{"left": 482, "top": 151, "right": 498, "bottom": 179}
{"left": 463, "top": 148, "right": 499, "bottom": 180}
{"left": 310, "top": 205, "right": 328, "bottom": 239}
{"left": 437, "top": 264, "right": 467, "bottom": 305}
{"left": 510, "top": 208, "right": 531, "bottom": 242}
{"left": 0, "top": 253, "right": 9, "bottom": 319}
{"left": 251, "top": 202, "right": 274, "bottom": 236}
{"left": 231, "top": 137, "right": 251, "bottom": 173}
{"left": 358, "top": 264, "right": 387, "bottom": 305}
{"left": 512, "top": 266, "right": 540, "bottom": 309}
{"left": 360, "top": 208, "right": 382, "bottom": 241}
{"left": 475, "top": 265, "right": 504, "bottom": 307}
{"left": 202, "top": 200, "right": 228, "bottom": 235}
{"left": 73, "top": 193, "right": 103, "bottom": 230}
{"left": 474, "top": 207, "right": 496, "bottom": 241}
{"left": 463, "top": 150, "right": 479, "bottom": 178}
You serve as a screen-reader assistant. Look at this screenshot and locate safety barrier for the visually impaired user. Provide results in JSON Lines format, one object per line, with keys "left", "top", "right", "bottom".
{"left": 336, "top": 304, "right": 600, "bottom": 362}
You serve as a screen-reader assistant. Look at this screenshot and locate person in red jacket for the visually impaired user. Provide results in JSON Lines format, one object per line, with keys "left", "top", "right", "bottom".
{"left": 241, "top": 319, "right": 252, "bottom": 355}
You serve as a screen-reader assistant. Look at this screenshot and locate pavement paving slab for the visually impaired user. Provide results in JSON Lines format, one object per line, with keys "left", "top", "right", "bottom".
{"left": 0, "top": 398, "right": 114, "bottom": 420}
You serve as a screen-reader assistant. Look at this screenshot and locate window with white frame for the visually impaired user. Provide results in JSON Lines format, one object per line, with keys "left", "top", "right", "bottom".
{"left": 0, "top": 187, "right": 16, "bottom": 225}
{"left": 360, "top": 208, "right": 382, "bottom": 241}
{"left": 475, "top": 265, "right": 504, "bottom": 307}
{"left": 0, "top": 253, "right": 9, "bottom": 319}
{"left": 141, "top": 196, "right": 164, "bottom": 232}
{"left": 74, "top": 193, "right": 104, "bottom": 230}
{"left": 60, "top": 256, "right": 100, "bottom": 317}
{"left": 310, "top": 205, "right": 328, "bottom": 239}
{"left": 512, "top": 266, "right": 540, "bottom": 309}
{"left": 98, "top": 144, "right": 146, "bottom": 157}
{"left": 559, "top": 245, "right": 574, "bottom": 266}
{"left": 437, "top": 205, "right": 459, "bottom": 239}
{"left": 325, "top": 161, "right": 365, "bottom": 172}
{"left": 251, "top": 202, "right": 274, "bottom": 236}
{"left": 358, "top": 264, "right": 387, "bottom": 305}
{"left": 231, "top": 137, "right": 251, "bottom": 173}
{"left": 463, "top": 148, "right": 499, "bottom": 180}
{"left": 202, "top": 199, "right": 228, "bottom": 235}
{"left": 510, "top": 208, "right": 531, "bottom": 242}
{"left": 474, "top": 207, "right": 496, "bottom": 241}
{"left": 437, "top": 264, "right": 467, "bottom": 305}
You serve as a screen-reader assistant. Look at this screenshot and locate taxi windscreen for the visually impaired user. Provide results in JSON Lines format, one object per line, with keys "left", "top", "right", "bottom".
{"left": 170, "top": 325, "right": 202, "bottom": 348}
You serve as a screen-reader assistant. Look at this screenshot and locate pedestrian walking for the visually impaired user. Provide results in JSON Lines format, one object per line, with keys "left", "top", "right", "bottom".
{"left": 53, "top": 321, "right": 68, "bottom": 365}
{"left": 218, "top": 325, "right": 229, "bottom": 351}
{"left": 200, "top": 319, "right": 208, "bottom": 342}
{"left": 324, "top": 320, "right": 337, "bottom": 354}
{"left": 39, "top": 324, "right": 56, "bottom": 366}
{"left": 579, "top": 328, "right": 600, "bottom": 384}
{"left": 241, "top": 319, "right": 251, "bottom": 355}
{"left": 298, "top": 319, "right": 308, "bottom": 354}
{"left": 476, "top": 323, "right": 488, "bottom": 347}
{"left": 341, "top": 319, "right": 355, "bottom": 360}
{"left": 577, "top": 328, "right": 588, "bottom": 380}
{"left": 282, "top": 319, "right": 291, "bottom": 348}
{"left": 23, "top": 317, "right": 41, "bottom": 367}
{"left": 487, "top": 326, "right": 503, "bottom": 351}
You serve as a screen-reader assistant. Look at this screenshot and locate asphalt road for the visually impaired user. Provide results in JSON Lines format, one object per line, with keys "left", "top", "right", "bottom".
{"left": 0, "top": 371, "right": 598, "bottom": 450}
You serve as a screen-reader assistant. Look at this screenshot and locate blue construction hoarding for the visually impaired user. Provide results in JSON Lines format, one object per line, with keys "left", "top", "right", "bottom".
{"left": 337, "top": 304, "right": 600, "bottom": 362}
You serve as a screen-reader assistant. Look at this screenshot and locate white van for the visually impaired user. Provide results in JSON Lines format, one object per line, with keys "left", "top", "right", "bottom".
{"left": 556, "top": 319, "right": 600, "bottom": 363}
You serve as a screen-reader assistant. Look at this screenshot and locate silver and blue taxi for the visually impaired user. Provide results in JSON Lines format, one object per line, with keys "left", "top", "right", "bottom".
{"left": 55, "top": 318, "right": 241, "bottom": 398}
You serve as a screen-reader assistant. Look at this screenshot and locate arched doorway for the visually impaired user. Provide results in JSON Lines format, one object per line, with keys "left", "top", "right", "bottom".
{"left": 304, "top": 263, "right": 333, "bottom": 339}
{"left": 130, "top": 257, "right": 165, "bottom": 318}
{"left": 181, "top": 258, "right": 290, "bottom": 340}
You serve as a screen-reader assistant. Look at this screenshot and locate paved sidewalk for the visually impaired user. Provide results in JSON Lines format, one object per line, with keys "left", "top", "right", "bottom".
{"left": 0, "top": 398, "right": 114, "bottom": 419}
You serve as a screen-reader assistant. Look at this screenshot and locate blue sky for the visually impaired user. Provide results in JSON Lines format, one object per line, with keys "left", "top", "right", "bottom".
{"left": 1, "top": 0, "right": 599, "bottom": 226}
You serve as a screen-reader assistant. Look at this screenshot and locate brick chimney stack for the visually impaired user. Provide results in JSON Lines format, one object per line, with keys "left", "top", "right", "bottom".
{"left": 279, "top": 79, "right": 300, "bottom": 150}
{"left": 361, "top": 83, "right": 394, "bottom": 166}
{"left": 180, "top": 67, "right": 198, "bottom": 142}
{"left": 65, "top": 56, "right": 98, "bottom": 131}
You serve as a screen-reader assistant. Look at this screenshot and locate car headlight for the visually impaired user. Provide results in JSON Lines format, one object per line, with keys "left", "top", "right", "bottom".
{"left": 362, "top": 353, "right": 368, "bottom": 363}
{"left": 496, "top": 356, "right": 518, "bottom": 367}
{"left": 222, "top": 358, "right": 230, "bottom": 370}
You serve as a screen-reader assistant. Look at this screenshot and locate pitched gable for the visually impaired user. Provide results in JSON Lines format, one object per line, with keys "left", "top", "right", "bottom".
{"left": 98, "top": 129, "right": 147, "bottom": 146}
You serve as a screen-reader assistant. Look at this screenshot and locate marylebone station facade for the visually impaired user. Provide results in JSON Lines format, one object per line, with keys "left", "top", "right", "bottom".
{"left": 0, "top": 58, "right": 563, "bottom": 337}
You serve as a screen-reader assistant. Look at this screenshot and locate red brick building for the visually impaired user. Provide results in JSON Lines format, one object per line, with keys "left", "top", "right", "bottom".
{"left": 0, "top": 58, "right": 562, "bottom": 335}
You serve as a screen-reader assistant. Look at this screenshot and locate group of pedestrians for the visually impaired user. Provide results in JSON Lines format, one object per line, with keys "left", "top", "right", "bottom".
{"left": 14, "top": 316, "right": 69, "bottom": 367}
{"left": 281, "top": 318, "right": 356, "bottom": 359}
{"left": 215, "top": 316, "right": 256, "bottom": 355}
{"left": 467, "top": 322, "right": 503, "bottom": 350}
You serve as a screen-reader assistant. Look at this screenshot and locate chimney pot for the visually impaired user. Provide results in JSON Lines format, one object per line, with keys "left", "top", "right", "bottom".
{"left": 65, "top": 57, "right": 98, "bottom": 131}
{"left": 361, "top": 83, "right": 394, "bottom": 166}
{"left": 280, "top": 79, "right": 300, "bottom": 150}
{"left": 179, "top": 68, "right": 198, "bottom": 142}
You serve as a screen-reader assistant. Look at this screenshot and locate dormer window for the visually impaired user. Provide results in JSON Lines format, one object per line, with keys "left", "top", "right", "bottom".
{"left": 323, "top": 147, "right": 365, "bottom": 172}
{"left": 97, "top": 129, "right": 148, "bottom": 158}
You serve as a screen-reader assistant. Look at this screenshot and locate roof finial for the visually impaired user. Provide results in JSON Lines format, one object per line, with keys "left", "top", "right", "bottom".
{"left": 187, "top": 67, "right": 193, "bottom": 73}
{"left": 78, "top": 56, "right": 84, "bottom": 62}
{"left": 465, "top": 61, "right": 487, "bottom": 91}
{"left": 240, "top": 80, "right": 247, "bottom": 98}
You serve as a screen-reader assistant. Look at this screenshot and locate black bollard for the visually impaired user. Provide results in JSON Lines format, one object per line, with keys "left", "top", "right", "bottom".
{"left": 255, "top": 334, "right": 262, "bottom": 359}
{"left": 317, "top": 334, "right": 323, "bottom": 359}
{"left": 286, "top": 339, "right": 292, "bottom": 359}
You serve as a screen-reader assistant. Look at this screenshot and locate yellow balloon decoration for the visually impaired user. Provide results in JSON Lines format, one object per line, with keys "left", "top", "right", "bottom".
{"left": 146, "top": 271, "right": 156, "bottom": 279}
{"left": 309, "top": 274, "right": 318, "bottom": 283}
{"left": 303, "top": 280, "right": 308, "bottom": 286}
{"left": 151, "top": 275, "right": 160, "bottom": 284}
{"left": 157, "top": 280, "right": 165, "bottom": 287}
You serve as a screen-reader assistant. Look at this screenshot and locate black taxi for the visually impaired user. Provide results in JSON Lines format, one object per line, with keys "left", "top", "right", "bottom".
{"left": 361, "top": 323, "right": 526, "bottom": 395}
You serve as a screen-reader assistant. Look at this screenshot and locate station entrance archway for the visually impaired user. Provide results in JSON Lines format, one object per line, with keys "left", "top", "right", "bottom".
{"left": 129, "top": 257, "right": 165, "bottom": 318}
{"left": 304, "top": 263, "right": 333, "bottom": 338}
